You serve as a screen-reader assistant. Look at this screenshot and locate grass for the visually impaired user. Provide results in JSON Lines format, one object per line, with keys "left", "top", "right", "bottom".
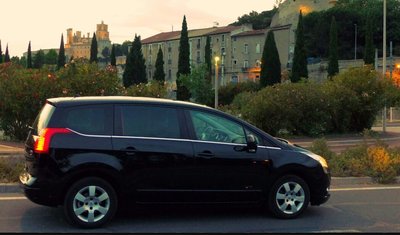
{"left": 0, "top": 156, "right": 24, "bottom": 183}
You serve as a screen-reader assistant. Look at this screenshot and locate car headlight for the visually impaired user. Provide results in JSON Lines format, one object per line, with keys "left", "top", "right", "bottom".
{"left": 306, "top": 152, "right": 329, "bottom": 174}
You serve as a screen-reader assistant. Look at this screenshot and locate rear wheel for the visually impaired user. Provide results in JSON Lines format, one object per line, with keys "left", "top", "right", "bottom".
{"left": 268, "top": 175, "right": 310, "bottom": 219}
{"left": 64, "top": 177, "right": 118, "bottom": 228}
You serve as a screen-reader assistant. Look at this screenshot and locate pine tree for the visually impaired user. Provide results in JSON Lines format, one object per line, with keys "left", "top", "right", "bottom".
{"left": 154, "top": 47, "right": 166, "bottom": 83}
{"left": 176, "top": 15, "right": 191, "bottom": 101}
{"left": 291, "top": 11, "right": 308, "bottom": 82}
{"left": 0, "top": 41, "right": 3, "bottom": 64}
{"left": 110, "top": 44, "right": 116, "bottom": 66}
{"left": 328, "top": 16, "right": 339, "bottom": 78}
{"left": 27, "top": 41, "right": 32, "bottom": 68}
{"left": 123, "top": 35, "right": 147, "bottom": 87}
{"left": 57, "top": 34, "right": 66, "bottom": 69}
{"left": 33, "top": 49, "right": 45, "bottom": 68}
{"left": 4, "top": 44, "right": 10, "bottom": 62}
{"left": 205, "top": 35, "right": 212, "bottom": 79}
{"left": 90, "top": 32, "right": 98, "bottom": 63}
{"left": 260, "top": 30, "right": 281, "bottom": 87}
{"left": 364, "top": 15, "right": 374, "bottom": 66}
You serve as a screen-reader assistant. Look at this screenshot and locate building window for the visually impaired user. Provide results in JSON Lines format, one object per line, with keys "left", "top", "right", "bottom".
{"left": 149, "top": 45, "right": 152, "bottom": 54}
{"left": 256, "top": 44, "right": 261, "bottom": 54}
{"left": 149, "top": 71, "right": 152, "bottom": 79}
{"left": 168, "top": 69, "right": 172, "bottom": 80}
{"left": 197, "top": 51, "right": 201, "bottom": 64}
{"left": 197, "top": 38, "right": 201, "bottom": 49}
{"left": 244, "top": 44, "right": 249, "bottom": 54}
{"left": 244, "top": 60, "right": 249, "bottom": 68}
{"left": 222, "top": 35, "right": 225, "bottom": 42}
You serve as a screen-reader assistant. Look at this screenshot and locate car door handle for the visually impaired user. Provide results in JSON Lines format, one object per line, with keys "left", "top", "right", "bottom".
{"left": 123, "top": 147, "right": 137, "bottom": 156}
{"left": 197, "top": 151, "right": 215, "bottom": 158}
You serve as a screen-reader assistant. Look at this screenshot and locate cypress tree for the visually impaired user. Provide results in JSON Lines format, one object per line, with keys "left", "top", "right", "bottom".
{"left": 0, "top": 41, "right": 3, "bottom": 64}
{"left": 33, "top": 49, "right": 45, "bottom": 68}
{"left": 291, "top": 11, "right": 308, "bottom": 82}
{"left": 364, "top": 15, "right": 374, "bottom": 66}
{"left": 110, "top": 44, "right": 116, "bottom": 66}
{"left": 27, "top": 41, "right": 32, "bottom": 68}
{"left": 4, "top": 44, "right": 10, "bottom": 62}
{"left": 328, "top": 16, "right": 339, "bottom": 78}
{"left": 205, "top": 35, "right": 212, "bottom": 79}
{"left": 154, "top": 47, "right": 166, "bottom": 83}
{"left": 57, "top": 34, "right": 66, "bottom": 69}
{"left": 176, "top": 15, "right": 191, "bottom": 101}
{"left": 123, "top": 34, "right": 147, "bottom": 87}
{"left": 90, "top": 32, "right": 98, "bottom": 63}
{"left": 260, "top": 30, "right": 281, "bottom": 87}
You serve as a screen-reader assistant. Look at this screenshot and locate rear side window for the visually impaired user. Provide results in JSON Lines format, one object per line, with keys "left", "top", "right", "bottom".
{"left": 116, "top": 105, "right": 181, "bottom": 139}
{"left": 33, "top": 103, "right": 55, "bottom": 134}
{"left": 63, "top": 105, "right": 112, "bottom": 135}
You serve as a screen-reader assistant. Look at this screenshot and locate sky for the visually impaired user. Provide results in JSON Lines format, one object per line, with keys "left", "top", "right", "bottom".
{"left": 1, "top": 0, "right": 275, "bottom": 57}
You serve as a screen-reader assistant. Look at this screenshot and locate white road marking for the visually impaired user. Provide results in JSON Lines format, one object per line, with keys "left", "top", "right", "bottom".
{"left": 313, "top": 230, "right": 360, "bottom": 233}
{"left": 331, "top": 186, "right": 400, "bottom": 192}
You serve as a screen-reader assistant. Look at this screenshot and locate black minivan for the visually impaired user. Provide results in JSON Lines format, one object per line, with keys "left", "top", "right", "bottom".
{"left": 20, "top": 96, "right": 330, "bottom": 228}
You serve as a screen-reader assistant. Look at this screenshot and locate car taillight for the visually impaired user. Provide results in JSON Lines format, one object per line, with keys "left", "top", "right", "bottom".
{"left": 34, "top": 128, "right": 72, "bottom": 154}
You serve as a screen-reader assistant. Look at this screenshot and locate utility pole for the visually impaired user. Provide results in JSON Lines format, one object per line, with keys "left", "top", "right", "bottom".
{"left": 382, "top": 0, "right": 387, "bottom": 133}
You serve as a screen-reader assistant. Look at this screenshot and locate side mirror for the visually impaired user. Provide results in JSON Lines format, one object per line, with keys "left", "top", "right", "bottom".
{"left": 246, "top": 134, "right": 257, "bottom": 153}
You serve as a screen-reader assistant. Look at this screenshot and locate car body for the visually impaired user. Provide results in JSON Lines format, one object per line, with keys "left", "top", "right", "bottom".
{"left": 20, "top": 96, "right": 330, "bottom": 228}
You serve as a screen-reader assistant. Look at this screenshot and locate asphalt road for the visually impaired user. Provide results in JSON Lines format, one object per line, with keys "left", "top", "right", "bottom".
{"left": 1, "top": 186, "right": 400, "bottom": 233}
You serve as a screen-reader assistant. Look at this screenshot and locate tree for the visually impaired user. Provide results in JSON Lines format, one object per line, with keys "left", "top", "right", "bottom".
{"left": 154, "top": 47, "right": 165, "bottom": 83}
{"left": 33, "top": 49, "right": 45, "bottom": 68}
{"left": 179, "top": 65, "right": 214, "bottom": 106}
{"left": 57, "top": 34, "right": 66, "bottom": 69}
{"left": 110, "top": 44, "right": 116, "bottom": 66}
{"left": 204, "top": 35, "right": 212, "bottom": 79}
{"left": 230, "top": 9, "right": 278, "bottom": 30}
{"left": 90, "top": 32, "right": 98, "bottom": 63}
{"left": 0, "top": 40, "right": 3, "bottom": 64}
{"left": 364, "top": 14, "right": 374, "bottom": 66}
{"left": 176, "top": 15, "right": 191, "bottom": 101}
{"left": 123, "top": 34, "right": 147, "bottom": 87}
{"left": 328, "top": 16, "right": 339, "bottom": 78}
{"left": 4, "top": 44, "right": 10, "bottom": 62}
{"left": 101, "top": 47, "right": 110, "bottom": 63}
{"left": 27, "top": 41, "right": 32, "bottom": 68}
{"left": 291, "top": 11, "right": 308, "bottom": 82}
{"left": 260, "top": 30, "right": 281, "bottom": 87}
{"left": 45, "top": 49, "right": 58, "bottom": 65}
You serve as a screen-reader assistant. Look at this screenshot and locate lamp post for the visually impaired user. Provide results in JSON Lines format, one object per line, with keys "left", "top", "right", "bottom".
{"left": 214, "top": 56, "right": 220, "bottom": 109}
{"left": 383, "top": 0, "right": 387, "bottom": 133}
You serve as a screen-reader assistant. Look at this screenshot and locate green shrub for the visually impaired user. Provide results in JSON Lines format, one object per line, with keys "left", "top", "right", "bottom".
{"left": 308, "top": 138, "right": 336, "bottom": 161}
{"left": 218, "top": 81, "right": 260, "bottom": 106}
{"left": 123, "top": 81, "right": 168, "bottom": 98}
{"left": 367, "top": 146, "right": 397, "bottom": 184}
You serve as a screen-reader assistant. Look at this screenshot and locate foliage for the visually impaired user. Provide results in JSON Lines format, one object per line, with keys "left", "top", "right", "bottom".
{"left": 110, "top": 44, "right": 116, "bottom": 66}
{"left": 291, "top": 11, "right": 308, "bottom": 82}
{"left": 230, "top": 9, "right": 278, "bottom": 30}
{"left": 327, "top": 16, "right": 339, "bottom": 79}
{"left": 45, "top": 49, "right": 58, "bottom": 65}
{"left": 205, "top": 36, "right": 212, "bottom": 80}
{"left": 154, "top": 47, "right": 165, "bottom": 83}
{"left": 176, "top": 15, "right": 191, "bottom": 101}
{"left": 308, "top": 138, "right": 336, "bottom": 161}
{"left": 179, "top": 64, "right": 213, "bottom": 106}
{"left": 226, "top": 66, "right": 393, "bottom": 137}
{"left": 57, "top": 34, "right": 66, "bottom": 69}
{"left": 90, "top": 32, "right": 98, "bottom": 63}
{"left": 123, "top": 81, "right": 167, "bottom": 98}
{"left": 0, "top": 59, "right": 121, "bottom": 140}
{"left": 123, "top": 35, "right": 147, "bottom": 87}
{"left": 0, "top": 41, "right": 3, "bottom": 64}
{"left": 33, "top": 50, "right": 45, "bottom": 69}
{"left": 27, "top": 41, "right": 32, "bottom": 68}
{"left": 218, "top": 81, "right": 260, "bottom": 106}
{"left": 4, "top": 45, "right": 10, "bottom": 62}
{"left": 0, "top": 157, "right": 24, "bottom": 183}
{"left": 363, "top": 12, "right": 374, "bottom": 65}
{"left": 260, "top": 30, "right": 281, "bottom": 87}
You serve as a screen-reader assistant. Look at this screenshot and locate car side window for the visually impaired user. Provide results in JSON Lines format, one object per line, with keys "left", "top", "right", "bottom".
{"left": 64, "top": 105, "right": 112, "bottom": 135}
{"left": 118, "top": 105, "right": 181, "bottom": 139}
{"left": 190, "top": 110, "right": 247, "bottom": 144}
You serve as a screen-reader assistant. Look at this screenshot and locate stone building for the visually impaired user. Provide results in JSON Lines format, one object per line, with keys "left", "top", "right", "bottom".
{"left": 65, "top": 21, "right": 111, "bottom": 61}
{"left": 141, "top": 24, "right": 291, "bottom": 86}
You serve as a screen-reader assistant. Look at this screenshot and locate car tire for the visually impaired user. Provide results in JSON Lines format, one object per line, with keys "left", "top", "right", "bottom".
{"left": 268, "top": 175, "right": 310, "bottom": 219}
{"left": 64, "top": 177, "right": 118, "bottom": 228}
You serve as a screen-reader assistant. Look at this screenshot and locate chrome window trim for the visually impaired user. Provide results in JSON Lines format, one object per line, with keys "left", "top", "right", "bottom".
{"left": 68, "top": 128, "right": 282, "bottom": 149}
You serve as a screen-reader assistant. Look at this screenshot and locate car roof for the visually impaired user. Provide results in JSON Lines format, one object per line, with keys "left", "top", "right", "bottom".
{"left": 47, "top": 96, "right": 213, "bottom": 110}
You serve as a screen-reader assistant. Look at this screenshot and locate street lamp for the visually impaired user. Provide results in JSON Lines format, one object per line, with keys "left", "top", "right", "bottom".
{"left": 383, "top": 0, "right": 387, "bottom": 133}
{"left": 214, "top": 56, "right": 220, "bottom": 109}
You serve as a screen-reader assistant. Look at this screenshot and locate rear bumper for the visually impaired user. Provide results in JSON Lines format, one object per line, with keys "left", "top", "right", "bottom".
{"left": 19, "top": 172, "right": 61, "bottom": 207}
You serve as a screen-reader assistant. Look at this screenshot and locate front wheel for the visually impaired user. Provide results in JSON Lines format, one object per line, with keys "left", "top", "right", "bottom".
{"left": 268, "top": 175, "right": 310, "bottom": 219}
{"left": 64, "top": 177, "right": 118, "bottom": 228}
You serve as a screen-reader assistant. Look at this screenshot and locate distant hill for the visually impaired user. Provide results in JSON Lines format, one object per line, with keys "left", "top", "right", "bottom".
{"left": 230, "top": 8, "right": 278, "bottom": 30}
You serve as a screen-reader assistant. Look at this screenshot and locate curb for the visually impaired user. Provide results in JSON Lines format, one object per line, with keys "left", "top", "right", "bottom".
{"left": 2, "top": 177, "right": 400, "bottom": 194}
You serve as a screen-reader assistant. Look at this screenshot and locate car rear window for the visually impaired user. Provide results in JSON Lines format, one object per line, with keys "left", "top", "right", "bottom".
{"left": 32, "top": 103, "right": 56, "bottom": 134}
{"left": 63, "top": 105, "right": 112, "bottom": 135}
